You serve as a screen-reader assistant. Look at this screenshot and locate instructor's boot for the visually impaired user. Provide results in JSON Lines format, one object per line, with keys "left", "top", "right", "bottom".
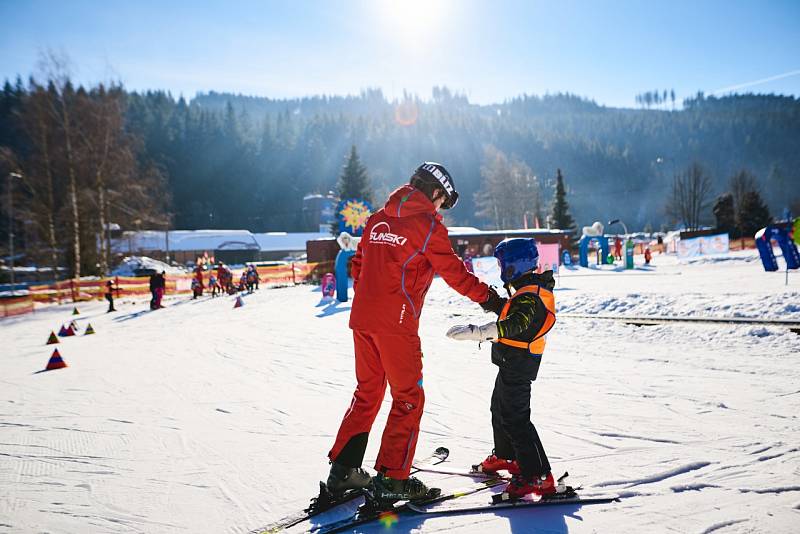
{"left": 372, "top": 473, "right": 439, "bottom": 503}
{"left": 325, "top": 462, "right": 372, "bottom": 496}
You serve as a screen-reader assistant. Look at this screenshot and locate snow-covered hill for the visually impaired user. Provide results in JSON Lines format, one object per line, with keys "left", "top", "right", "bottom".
{"left": 2, "top": 250, "right": 799, "bottom": 533}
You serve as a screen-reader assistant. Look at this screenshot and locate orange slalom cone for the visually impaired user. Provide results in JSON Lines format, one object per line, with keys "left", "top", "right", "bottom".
{"left": 47, "top": 331, "right": 60, "bottom": 345}
{"left": 234, "top": 296, "right": 244, "bottom": 308}
{"left": 45, "top": 348, "right": 68, "bottom": 370}
{"left": 72, "top": 307, "right": 80, "bottom": 315}
{"left": 84, "top": 323, "right": 95, "bottom": 335}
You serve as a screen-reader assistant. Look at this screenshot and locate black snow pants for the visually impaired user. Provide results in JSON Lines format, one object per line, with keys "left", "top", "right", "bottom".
{"left": 490, "top": 365, "right": 550, "bottom": 478}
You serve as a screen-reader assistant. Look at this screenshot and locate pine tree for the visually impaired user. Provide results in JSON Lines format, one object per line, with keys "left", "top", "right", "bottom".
{"left": 737, "top": 190, "right": 771, "bottom": 238}
{"left": 549, "top": 169, "right": 575, "bottom": 232}
{"left": 712, "top": 193, "right": 736, "bottom": 235}
{"left": 331, "top": 145, "right": 372, "bottom": 234}
{"left": 336, "top": 145, "right": 372, "bottom": 204}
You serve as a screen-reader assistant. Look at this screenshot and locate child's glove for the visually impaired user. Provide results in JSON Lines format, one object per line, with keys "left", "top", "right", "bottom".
{"left": 446, "top": 321, "right": 498, "bottom": 342}
{"left": 480, "top": 286, "right": 505, "bottom": 315}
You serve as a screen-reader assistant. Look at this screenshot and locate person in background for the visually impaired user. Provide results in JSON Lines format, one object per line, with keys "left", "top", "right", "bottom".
{"left": 154, "top": 271, "right": 166, "bottom": 309}
{"left": 208, "top": 274, "right": 219, "bottom": 297}
{"left": 105, "top": 279, "right": 117, "bottom": 313}
{"left": 614, "top": 236, "right": 623, "bottom": 260}
{"left": 149, "top": 272, "right": 158, "bottom": 310}
{"left": 193, "top": 264, "right": 205, "bottom": 297}
{"left": 644, "top": 247, "right": 652, "bottom": 265}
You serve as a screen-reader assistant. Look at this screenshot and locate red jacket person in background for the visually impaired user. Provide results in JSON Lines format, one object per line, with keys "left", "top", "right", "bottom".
{"left": 325, "top": 162, "right": 503, "bottom": 504}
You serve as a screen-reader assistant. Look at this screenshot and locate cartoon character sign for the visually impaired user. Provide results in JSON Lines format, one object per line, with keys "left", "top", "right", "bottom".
{"left": 337, "top": 199, "right": 373, "bottom": 236}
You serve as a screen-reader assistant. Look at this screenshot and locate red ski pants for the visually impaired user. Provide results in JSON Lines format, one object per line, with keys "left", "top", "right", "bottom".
{"left": 329, "top": 330, "right": 424, "bottom": 479}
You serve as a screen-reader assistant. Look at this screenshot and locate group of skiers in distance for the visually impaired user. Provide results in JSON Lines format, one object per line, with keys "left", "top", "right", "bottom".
{"left": 191, "top": 263, "right": 261, "bottom": 299}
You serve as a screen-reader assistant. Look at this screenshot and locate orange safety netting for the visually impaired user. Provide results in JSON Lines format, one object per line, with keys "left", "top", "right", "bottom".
{"left": 21, "top": 261, "right": 334, "bottom": 307}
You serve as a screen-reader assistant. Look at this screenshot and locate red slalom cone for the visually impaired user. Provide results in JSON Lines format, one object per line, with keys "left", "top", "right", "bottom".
{"left": 58, "top": 325, "right": 69, "bottom": 337}
{"left": 234, "top": 296, "right": 244, "bottom": 308}
{"left": 72, "top": 307, "right": 80, "bottom": 315}
{"left": 64, "top": 325, "right": 76, "bottom": 337}
{"left": 47, "top": 331, "right": 60, "bottom": 345}
{"left": 84, "top": 323, "right": 95, "bottom": 335}
{"left": 45, "top": 348, "right": 68, "bottom": 370}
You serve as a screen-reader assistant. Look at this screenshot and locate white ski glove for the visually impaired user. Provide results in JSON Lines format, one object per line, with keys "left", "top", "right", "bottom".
{"left": 446, "top": 321, "right": 498, "bottom": 342}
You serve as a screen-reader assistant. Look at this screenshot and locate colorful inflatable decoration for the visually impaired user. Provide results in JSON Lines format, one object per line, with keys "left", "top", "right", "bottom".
{"left": 321, "top": 273, "right": 336, "bottom": 299}
{"left": 579, "top": 221, "right": 609, "bottom": 268}
{"left": 755, "top": 225, "right": 800, "bottom": 272}
{"left": 335, "top": 231, "right": 361, "bottom": 303}
{"left": 579, "top": 236, "right": 609, "bottom": 268}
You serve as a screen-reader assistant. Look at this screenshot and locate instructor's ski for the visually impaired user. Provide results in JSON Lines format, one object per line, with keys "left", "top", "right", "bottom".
{"left": 253, "top": 447, "right": 449, "bottom": 533}
{"left": 411, "top": 465, "right": 510, "bottom": 479}
{"left": 312, "top": 477, "right": 506, "bottom": 534}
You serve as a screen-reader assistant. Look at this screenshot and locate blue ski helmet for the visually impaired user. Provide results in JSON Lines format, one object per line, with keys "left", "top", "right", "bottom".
{"left": 494, "top": 238, "right": 540, "bottom": 284}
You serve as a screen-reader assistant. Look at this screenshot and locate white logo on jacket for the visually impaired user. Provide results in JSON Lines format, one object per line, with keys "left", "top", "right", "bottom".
{"left": 369, "top": 221, "right": 408, "bottom": 246}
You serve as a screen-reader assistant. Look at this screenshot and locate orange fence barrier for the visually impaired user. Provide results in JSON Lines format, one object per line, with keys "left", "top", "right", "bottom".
{"left": 0, "top": 295, "right": 35, "bottom": 318}
{"left": 22, "top": 261, "right": 335, "bottom": 307}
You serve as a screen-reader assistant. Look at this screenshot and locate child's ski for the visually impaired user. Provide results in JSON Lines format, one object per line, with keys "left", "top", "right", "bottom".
{"left": 407, "top": 489, "right": 619, "bottom": 515}
{"left": 312, "top": 477, "right": 505, "bottom": 534}
{"left": 252, "top": 447, "right": 449, "bottom": 533}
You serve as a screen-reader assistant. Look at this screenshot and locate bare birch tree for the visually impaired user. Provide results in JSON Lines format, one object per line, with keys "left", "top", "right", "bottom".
{"left": 666, "top": 162, "right": 713, "bottom": 230}
{"left": 475, "top": 145, "right": 543, "bottom": 230}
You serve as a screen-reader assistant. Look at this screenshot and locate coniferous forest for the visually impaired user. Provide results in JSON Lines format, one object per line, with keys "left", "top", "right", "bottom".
{"left": 1, "top": 74, "right": 799, "bottom": 276}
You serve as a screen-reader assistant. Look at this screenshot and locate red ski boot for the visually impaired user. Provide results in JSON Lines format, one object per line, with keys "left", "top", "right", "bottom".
{"left": 502, "top": 472, "right": 556, "bottom": 500}
{"left": 472, "top": 452, "right": 521, "bottom": 476}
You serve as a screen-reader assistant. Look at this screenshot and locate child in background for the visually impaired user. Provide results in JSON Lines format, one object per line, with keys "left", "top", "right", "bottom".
{"left": 105, "top": 280, "right": 117, "bottom": 312}
{"left": 208, "top": 274, "right": 219, "bottom": 297}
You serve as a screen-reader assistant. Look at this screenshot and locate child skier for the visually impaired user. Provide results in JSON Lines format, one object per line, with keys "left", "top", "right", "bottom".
{"left": 208, "top": 274, "right": 219, "bottom": 297}
{"left": 325, "top": 162, "right": 502, "bottom": 505}
{"left": 446, "top": 238, "right": 558, "bottom": 499}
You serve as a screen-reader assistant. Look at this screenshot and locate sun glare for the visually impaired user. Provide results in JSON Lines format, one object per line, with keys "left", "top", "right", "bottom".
{"left": 377, "top": 0, "right": 450, "bottom": 51}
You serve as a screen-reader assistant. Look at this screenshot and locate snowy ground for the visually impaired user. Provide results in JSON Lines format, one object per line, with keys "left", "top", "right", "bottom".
{"left": 1, "top": 250, "right": 799, "bottom": 533}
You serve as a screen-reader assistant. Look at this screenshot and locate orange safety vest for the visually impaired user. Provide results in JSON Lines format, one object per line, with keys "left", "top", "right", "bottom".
{"left": 494, "top": 284, "right": 556, "bottom": 356}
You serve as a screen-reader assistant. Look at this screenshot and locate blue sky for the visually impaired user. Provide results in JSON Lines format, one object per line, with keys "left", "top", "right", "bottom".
{"left": 1, "top": 0, "right": 798, "bottom": 107}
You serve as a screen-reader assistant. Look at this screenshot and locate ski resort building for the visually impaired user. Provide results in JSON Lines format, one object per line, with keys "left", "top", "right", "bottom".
{"left": 110, "top": 230, "right": 329, "bottom": 265}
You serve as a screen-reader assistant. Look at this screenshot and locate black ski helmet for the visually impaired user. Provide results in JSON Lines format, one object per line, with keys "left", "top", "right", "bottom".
{"left": 414, "top": 162, "right": 459, "bottom": 209}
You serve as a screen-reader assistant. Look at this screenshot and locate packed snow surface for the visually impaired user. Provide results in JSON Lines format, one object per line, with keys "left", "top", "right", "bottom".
{"left": 2, "top": 250, "right": 799, "bottom": 533}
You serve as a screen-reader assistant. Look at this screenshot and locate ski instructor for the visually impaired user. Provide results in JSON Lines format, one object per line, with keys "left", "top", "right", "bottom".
{"left": 325, "top": 162, "right": 503, "bottom": 503}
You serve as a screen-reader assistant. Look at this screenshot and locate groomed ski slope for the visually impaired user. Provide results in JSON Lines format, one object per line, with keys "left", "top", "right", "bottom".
{"left": 1, "top": 250, "right": 799, "bottom": 533}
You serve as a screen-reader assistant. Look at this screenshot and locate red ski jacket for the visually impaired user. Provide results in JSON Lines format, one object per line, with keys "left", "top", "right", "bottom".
{"left": 349, "top": 185, "right": 489, "bottom": 334}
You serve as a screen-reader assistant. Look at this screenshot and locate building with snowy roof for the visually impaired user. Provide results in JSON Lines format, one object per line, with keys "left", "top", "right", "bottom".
{"left": 111, "top": 230, "right": 261, "bottom": 265}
